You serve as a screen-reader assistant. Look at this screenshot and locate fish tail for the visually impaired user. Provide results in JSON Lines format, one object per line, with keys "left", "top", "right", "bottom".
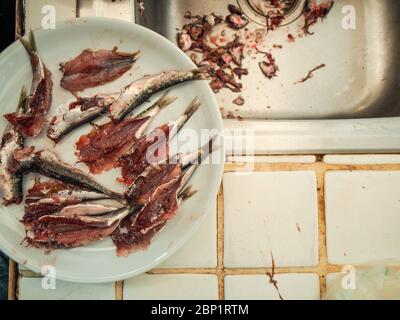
{"left": 183, "top": 97, "right": 201, "bottom": 119}
{"left": 178, "top": 185, "right": 197, "bottom": 201}
{"left": 193, "top": 66, "right": 211, "bottom": 80}
{"left": 155, "top": 90, "right": 177, "bottom": 110}
{"left": 179, "top": 136, "right": 219, "bottom": 169}
{"left": 16, "top": 86, "right": 28, "bottom": 115}
{"left": 19, "top": 30, "right": 37, "bottom": 55}
{"left": 172, "top": 97, "right": 201, "bottom": 134}
{"left": 131, "top": 50, "right": 141, "bottom": 61}
{"left": 137, "top": 91, "right": 177, "bottom": 118}
{"left": 28, "top": 30, "right": 38, "bottom": 51}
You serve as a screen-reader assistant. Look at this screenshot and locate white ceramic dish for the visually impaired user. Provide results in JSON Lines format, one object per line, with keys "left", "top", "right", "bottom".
{"left": 0, "top": 17, "right": 224, "bottom": 283}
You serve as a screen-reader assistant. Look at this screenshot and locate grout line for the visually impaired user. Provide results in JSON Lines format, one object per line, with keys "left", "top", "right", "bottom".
{"left": 147, "top": 268, "right": 217, "bottom": 275}
{"left": 18, "top": 270, "right": 41, "bottom": 278}
{"left": 16, "top": 265, "right": 346, "bottom": 277}
{"left": 7, "top": 260, "right": 17, "bottom": 300}
{"left": 76, "top": 0, "right": 80, "bottom": 18}
{"left": 115, "top": 281, "right": 124, "bottom": 300}
{"left": 315, "top": 163, "right": 329, "bottom": 298}
{"left": 224, "top": 162, "right": 400, "bottom": 173}
{"left": 223, "top": 266, "right": 343, "bottom": 275}
{"left": 216, "top": 186, "right": 225, "bottom": 300}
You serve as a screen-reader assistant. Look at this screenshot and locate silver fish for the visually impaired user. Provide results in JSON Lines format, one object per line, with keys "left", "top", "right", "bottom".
{"left": 130, "top": 136, "right": 217, "bottom": 215}
{"left": 54, "top": 203, "right": 123, "bottom": 217}
{"left": 109, "top": 66, "right": 209, "bottom": 120}
{"left": 14, "top": 148, "right": 125, "bottom": 202}
{"left": 5, "top": 31, "right": 53, "bottom": 137}
{"left": 0, "top": 88, "right": 27, "bottom": 206}
{"left": 131, "top": 90, "right": 178, "bottom": 137}
{"left": 47, "top": 94, "right": 118, "bottom": 142}
{"left": 24, "top": 204, "right": 130, "bottom": 251}
{"left": 124, "top": 97, "right": 201, "bottom": 197}
{"left": 26, "top": 190, "right": 112, "bottom": 202}
{"left": 37, "top": 206, "right": 132, "bottom": 229}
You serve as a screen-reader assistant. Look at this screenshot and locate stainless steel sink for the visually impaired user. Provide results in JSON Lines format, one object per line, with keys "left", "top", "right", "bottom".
{"left": 136, "top": 0, "right": 400, "bottom": 120}
{"left": 135, "top": 0, "right": 400, "bottom": 153}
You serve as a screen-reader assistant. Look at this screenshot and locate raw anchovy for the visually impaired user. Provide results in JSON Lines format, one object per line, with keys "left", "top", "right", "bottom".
{"left": 4, "top": 31, "right": 53, "bottom": 137}
{"left": 12, "top": 148, "right": 125, "bottom": 202}
{"left": 0, "top": 88, "right": 27, "bottom": 206}
{"left": 112, "top": 147, "right": 206, "bottom": 256}
{"left": 22, "top": 185, "right": 122, "bottom": 230}
{"left": 40, "top": 206, "right": 131, "bottom": 228}
{"left": 47, "top": 94, "right": 118, "bottom": 142}
{"left": 49, "top": 67, "right": 208, "bottom": 141}
{"left": 26, "top": 221, "right": 121, "bottom": 249}
{"left": 55, "top": 203, "right": 123, "bottom": 217}
{"left": 26, "top": 206, "right": 133, "bottom": 249}
{"left": 109, "top": 66, "right": 209, "bottom": 120}
{"left": 129, "top": 136, "right": 215, "bottom": 207}
{"left": 112, "top": 138, "right": 216, "bottom": 256}
{"left": 23, "top": 197, "right": 82, "bottom": 228}
{"left": 75, "top": 92, "right": 176, "bottom": 174}
{"left": 60, "top": 48, "right": 140, "bottom": 92}
{"left": 119, "top": 97, "right": 201, "bottom": 187}
{"left": 25, "top": 178, "right": 112, "bottom": 203}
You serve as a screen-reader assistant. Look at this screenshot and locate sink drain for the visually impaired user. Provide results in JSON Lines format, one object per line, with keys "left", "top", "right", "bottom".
{"left": 237, "top": 0, "right": 305, "bottom": 27}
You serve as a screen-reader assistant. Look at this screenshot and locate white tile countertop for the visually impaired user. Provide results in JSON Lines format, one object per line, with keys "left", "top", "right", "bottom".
{"left": 7, "top": 0, "right": 400, "bottom": 300}
{"left": 223, "top": 171, "right": 318, "bottom": 268}
{"left": 325, "top": 171, "right": 400, "bottom": 265}
{"left": 224, "top": 274, "right": 320, "bottom": 300}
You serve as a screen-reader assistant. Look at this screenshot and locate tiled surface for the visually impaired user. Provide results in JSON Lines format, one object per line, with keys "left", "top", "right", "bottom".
{"left": 18, "top": 277, "right": 115, "bottom": 300}
{"left": 159, "top": 199, "right": 217, "bottom": 269}
{"left": 325, "top": 171, "right": 400, "bottom": 265}
{"left": 223, "top": 171, "right": 318, "bottom": 268}
{"left": 225, "top": 274, "right": 320, "bottom": 300}
{"left": 25, "top": 0, "right": 77, "bottom": 31}
{"left": 124, "top": 274, "right": 219, "bottom": 300}
{"left": 324, "top": 155, "right": 400, "bottom": 165}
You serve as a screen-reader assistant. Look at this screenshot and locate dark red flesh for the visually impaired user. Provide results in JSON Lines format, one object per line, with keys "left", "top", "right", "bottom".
{"left": 60, "top": 49, "right": 137, "bottom": 92}
{"left": 128, "top": 163, "right": 181, "bottom": 206}
{"left": 75, "top": 116, "right": 150, "bottom": 174}
{"left": 118, "top": 123, "right": 172, "bottom": 186}
{"left": 4, "top": 67, "right": 52, "bottom": 137}
{"left": 303, "top": 0, "right": 335, "bottom": 35}
{"left": 27, "top": 220, "right": 119, "bottom": 249}
{"left": 112, "top": 175, "right": 182, "bottom": 256}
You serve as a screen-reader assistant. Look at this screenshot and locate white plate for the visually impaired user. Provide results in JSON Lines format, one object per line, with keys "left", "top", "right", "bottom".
{"left": 0, "top": 17, "right": 224, "bottom": 283}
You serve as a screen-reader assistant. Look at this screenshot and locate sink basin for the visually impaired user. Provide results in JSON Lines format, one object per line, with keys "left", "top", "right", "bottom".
{"left": 135, "top": 0, "right": 400, "bottom": 153}
{"left": 136, "top": 0, "right": 400, "bottom": 120}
